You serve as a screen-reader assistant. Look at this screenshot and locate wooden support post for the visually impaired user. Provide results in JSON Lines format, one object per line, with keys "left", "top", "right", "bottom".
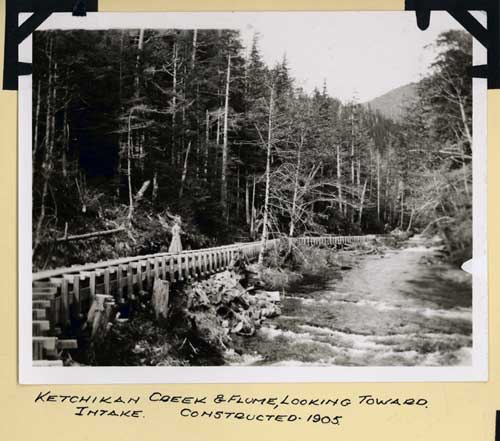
{"left": 169, "top": 256, "right": 175, "bottom": 282}
{"left": 127, "top": 264, "right": 134, "bottom": 298}
{"left": 203, "top": 252, "right": 208, "bottom": 275}
{"left": 89, "top": 272, "right": 96, "bottom": 301}
{"left": 198, "top": 254, "right": 202, "bottom": 276}
{"left": 185, "top": 254, "right": 191, "bottom": 280}
{"left": 145, "top": 260, "right": 152, "bottom": 289}
{"left": 116, "top": 265, "right": 124, "bottom": 302}
{"left": 193, "top": 254, "right": 199, "bottom": 277}
{"left": 103, "top": 268, "right": 110, "bottom": 295}
{"left": 160, "top": 256, "right": 167, "bottom": 281}
{"left": 194, "top": 255, "right": 198, "bottom": 277}
{"left": 61, "top": 278, "right": 70, "bottom": 327}
{"left": 73, "top": 274, "right": 81, "bottom": 318}
{"left": 177, "top": 254, "right": 184, "bottom": 281}
{"left": 33, "top": 340, "right": 43, "bottom": 361}
{"left": 153, "top": 258, "right": 159, "bottom": 281}
{"left": 50, "top": 297, "right": 57, "bottom": 326}
{"left": 136, "top": 263, "right": 143, "bottom": 291}
{"left": 190, "top": 254, "right": 196, "bottom": 278}
{"left": 198, "top": 253, "right": 202, "bottom": 275}
{"left": 199, "top": 253, "right": 204, "bottom": 276}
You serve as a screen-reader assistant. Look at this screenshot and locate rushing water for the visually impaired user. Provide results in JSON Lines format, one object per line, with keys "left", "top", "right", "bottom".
{"left": 231, "top": 236, "right": 472, "bottom": 367}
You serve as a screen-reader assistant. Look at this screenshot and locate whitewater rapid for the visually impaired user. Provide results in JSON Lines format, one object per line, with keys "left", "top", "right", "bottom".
{"left": 232, "top": 237, "right": 472, "bottom": 367}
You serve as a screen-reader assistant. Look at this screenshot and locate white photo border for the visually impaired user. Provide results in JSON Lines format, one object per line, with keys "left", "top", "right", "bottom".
{"left": 18, "top": 11, "right": 488, "bottom": 384}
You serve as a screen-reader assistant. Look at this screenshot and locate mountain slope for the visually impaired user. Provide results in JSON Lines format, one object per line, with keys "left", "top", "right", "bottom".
{"left": 363, "top": 83, "right": 419, "bottom": 122}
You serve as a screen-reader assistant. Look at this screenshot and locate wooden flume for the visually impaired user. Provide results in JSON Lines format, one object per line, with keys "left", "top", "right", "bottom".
{"left": 31, "top": 234, "right": 376, "bottom": 365}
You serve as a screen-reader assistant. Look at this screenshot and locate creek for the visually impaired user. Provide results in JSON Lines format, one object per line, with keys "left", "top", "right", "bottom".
{"left": 232, "top": 236, "right": 472, "bottom": 366}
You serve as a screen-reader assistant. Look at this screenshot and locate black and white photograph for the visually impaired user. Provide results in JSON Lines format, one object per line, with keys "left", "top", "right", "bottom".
{"left": 19, "top": 11, "right": 487, "bottom": 383}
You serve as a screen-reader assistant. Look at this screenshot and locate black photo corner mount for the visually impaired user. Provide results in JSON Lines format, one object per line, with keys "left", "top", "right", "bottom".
{"left": 2, "top": 0, "right": 98, "bottom": 90}
{"left": 496, "top": 411, "right": 500, "bottom": 441}
{"left": 406, "top": 0, "right": 500, "bottom": 89}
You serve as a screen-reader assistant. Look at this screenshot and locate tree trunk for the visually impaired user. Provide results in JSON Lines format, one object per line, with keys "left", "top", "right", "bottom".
{"left": 357, "top": 158, "right": 361, "bottom": 194}
{"left": 384, "top": 156, "right": 391, "bottom": 222}
{"left": 191, "top": 29, "right": 198, "bottom": 69}
{"left": 245, "top": 174, "right": 250, "bottom": 225}
{"left": 358, "top": 179, "right": 368, "bottom": 225}
{"left": 236, "top": 161, "right": 240, "bottom": 221}
{"left": 119, "top": 30, "right": 124, "bottom": 101}
{"left": 336, "top": 144, "right": 343, "bottom": 213}
{"left": 406, "top": 208, "right": 415, "bottom": 232}
{"left": 250, "top": 174, "right": 256, "bottom": 237}
{"left": 258, "top": 87, "right": 274, "bottom": 266}
{"left": 458, "top": 136, "right": 470, "bottom": 197}
{"left": 458, "top": 98, "right": 472, "bottom": 147}
{"left": 350, "top": 109, "right": 355, "bottom": 185}
{"left": 204, "top": 109, "right": 209, "bottom": 181}
{"left": 152, "top": 171, "right": 158, "bottom": 202}
{"left": 350, "top": 107, "right": 356, "bottom": 223}
{"left": 33, "top": 79, "right": 41, "bottom": 157}
{"left": 33, "top": 38, "right": 55, "bottom": 256}
{"left": 399, "top": 181, "right": 405, "bottom": 229}
{"left": 289, "top": 134, "right": 303, "bottom": 247}
{"left": 179, "top": 141, "right": 192, "bottom": 198}
{"left": 376, "top": 150, "right": 381, "bottom": 222}
{"left": 117, "top": 30, "right": 125, "bottom": 200}
{"left": 195, "top": 85, "right": 201, "bottom": 181}
{"left": 134, "top": 29, "right": 144, "bottom": 97}
{"left": 221, "top": 55, "right": 231, "bottom": 219}
{"left": 171, "top": 41, "right": 178, "bottom": 167}
{"left": 127, "top": 109, "right": 134, "bottom": 223}
{"left": 216, "top": 106, "right": 221, "bottom": 145}
{"left": 62, "top": 100, "right": 68, "bottom": 178}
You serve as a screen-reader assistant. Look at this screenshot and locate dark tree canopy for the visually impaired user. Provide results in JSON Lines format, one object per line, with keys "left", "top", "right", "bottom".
{"left": 32, "top": 28, "right": 473, "bottom": 270}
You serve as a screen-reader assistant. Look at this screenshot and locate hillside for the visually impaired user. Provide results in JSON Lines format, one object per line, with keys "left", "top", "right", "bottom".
{"left": 363, "top": 82, "right": 419, "bottom": 121}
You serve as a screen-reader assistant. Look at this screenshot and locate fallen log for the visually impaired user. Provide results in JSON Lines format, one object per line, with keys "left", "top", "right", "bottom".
{"left": 56, "top": 226, "right": 126, "bottom": 242}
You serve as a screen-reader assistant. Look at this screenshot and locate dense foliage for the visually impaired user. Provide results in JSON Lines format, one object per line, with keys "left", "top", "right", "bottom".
{"left": 32, "top": 28, "right": 472, "bottom": 270}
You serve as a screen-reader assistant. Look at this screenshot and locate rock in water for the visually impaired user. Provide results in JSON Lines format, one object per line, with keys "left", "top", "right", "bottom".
{"left": 254, "top": 290, "right": 281, "bottom": 303}
{"left": 152, "top": 279, "right": 170, "bottom": 322}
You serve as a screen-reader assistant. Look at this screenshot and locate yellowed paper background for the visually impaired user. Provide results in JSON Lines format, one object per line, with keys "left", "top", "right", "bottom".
{"left": 1, "top": 1, "right": 498, "bottom": 439}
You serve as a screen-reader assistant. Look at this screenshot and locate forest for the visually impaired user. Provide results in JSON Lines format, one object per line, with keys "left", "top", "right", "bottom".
{"left": 31, "top": 28, "right": 473, "bottom": 271}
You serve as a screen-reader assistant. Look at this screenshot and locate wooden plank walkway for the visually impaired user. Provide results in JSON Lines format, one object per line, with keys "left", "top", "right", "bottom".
{"left": 31, "top": 234, "right": 375, "bottom": 364}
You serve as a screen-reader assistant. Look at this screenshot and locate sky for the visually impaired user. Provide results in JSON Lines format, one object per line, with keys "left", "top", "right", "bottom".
{"left": 237, "top": 11, "right": 469, "bottom": 102}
